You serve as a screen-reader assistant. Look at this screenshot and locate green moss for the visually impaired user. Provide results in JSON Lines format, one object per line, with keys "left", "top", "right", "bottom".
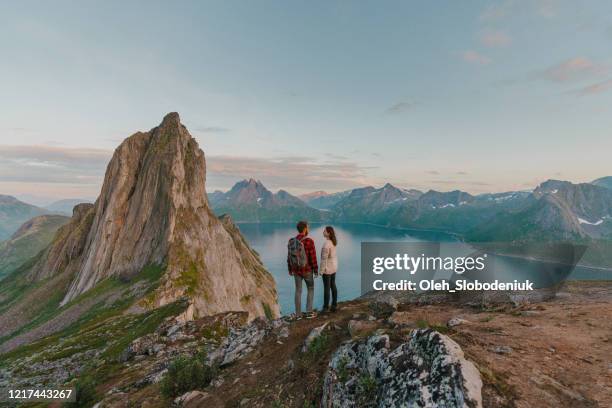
{"left": 63, "top": 375, "right": 98, "bottom": 408}
{"left": 305, "top": 333, "right": 329, "bottom": 359}
{"left": 336, "top": 356, "right": 350, "bottom": 383}
{"left": 200, "top": 322, "right": 229, "bottom": 343}
{"left": 262, "top": 302, "right": 273, "bottom": 320}
{"left": 138, "top": 264, "right": 165, "bottom": 282}
{"left": 169, "top": 240, "right": 205, "bottom": 298}
{"left": 357, "top": 373, "right": 378, "bottom": 404}
{"left": 414, "top": 319, "right": 450, "bottom": 334}
{"left": 160, "top": 352, "right": 217, "bottom": 398}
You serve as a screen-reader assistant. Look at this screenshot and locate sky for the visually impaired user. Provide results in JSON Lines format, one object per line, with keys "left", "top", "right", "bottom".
{"left": 1, "top": 0, "right": 612, "bottom": 205}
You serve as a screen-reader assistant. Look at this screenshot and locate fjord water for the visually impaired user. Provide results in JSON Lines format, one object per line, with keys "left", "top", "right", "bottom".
{"left": 238, "top": 223, "right": 453, "bottom": 314}
{"left": 238, "top": 223, "right": 609, "bottom": 315}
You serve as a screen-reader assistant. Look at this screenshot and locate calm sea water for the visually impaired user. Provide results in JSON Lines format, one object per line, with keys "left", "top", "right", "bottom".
{"left": 238, "top": 223, "right": 610, "bottom": 315}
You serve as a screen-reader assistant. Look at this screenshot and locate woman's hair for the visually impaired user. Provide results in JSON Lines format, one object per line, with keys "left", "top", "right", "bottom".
{"left": 325, "top": 226, "right": 337, "bottom": 246}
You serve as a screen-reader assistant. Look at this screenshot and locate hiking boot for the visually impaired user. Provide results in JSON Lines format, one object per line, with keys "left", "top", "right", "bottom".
{"left": 305, "top": 311, "right": 317, "bottom": 319}
{"left": 330, "top": 305, "right": 337, "bottom": 313}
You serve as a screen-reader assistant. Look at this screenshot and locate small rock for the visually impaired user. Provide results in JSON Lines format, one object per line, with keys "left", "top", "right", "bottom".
{"left": 174, "top": 390, "right": 208, "bottom": 407}
{"left": 286, "top": 359, "right": 295, "bottom": 371}
{"left": 520, "top": 311, "right": 540, "bottom": 317}
{"left": 277, "top": 326, "right": 290, "bottom": 339}
{"left": 368, "top": 294, "right": 399, "bottom": 318}
{"left": 447, "top": 317, "right": 468, "bottom": 327}
{"left": 347, "top": 319, "right": 378, "bottom": 338}
{"left": 167, "top": 323, "right": 183, "bottom": 337}
{"left": 491, "top": 345, "right": 513, "bottom": 355}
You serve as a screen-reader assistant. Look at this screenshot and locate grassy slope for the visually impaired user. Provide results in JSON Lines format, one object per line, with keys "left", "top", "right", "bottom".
{"left": 0, "top": 215, "right": 70, "bottom": 280}
{"left": 0, "top": 264, "right": 170, "bottom": 356}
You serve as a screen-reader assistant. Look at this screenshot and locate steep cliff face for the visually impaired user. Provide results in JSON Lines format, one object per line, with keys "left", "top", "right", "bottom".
{"left": 29, "top": 203, "right": 95, "bottom": 282}
{"left": 32, "top": 113, "right": 278, "bottom": 320}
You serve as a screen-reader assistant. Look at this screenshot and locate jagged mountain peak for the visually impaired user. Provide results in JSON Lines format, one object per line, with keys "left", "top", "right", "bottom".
{"left": 160, "top": 111, "right": 182, "bottom": 127}
{"left": 28, "top": 113, "right": 278, "bottom": 320}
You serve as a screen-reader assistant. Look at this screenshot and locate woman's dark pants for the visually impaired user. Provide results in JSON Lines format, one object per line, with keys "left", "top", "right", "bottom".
{"left": 322, "top": 273, "right": 337, "bottom": 309}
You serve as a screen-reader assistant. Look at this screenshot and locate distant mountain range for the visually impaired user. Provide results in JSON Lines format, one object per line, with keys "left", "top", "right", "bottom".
{"left": 209, "top": 177, "right": 612, "bottom": 247}
{"left": 302, "top": 190, "right": 352, "bottom": 210}
{"left": 298, "top": 191, "right": 329, "bottom": 201}
{"left": 0, "top": 214, "right": 69, "bottom": 280}
{"left": 210, "top": 179, "right": 326, "bottom": 222}
{"left": 3, "top": 175, "right": 611, "bottom": 248}
{"left": 0, "top": 195, "right": 50, "bottom": 241}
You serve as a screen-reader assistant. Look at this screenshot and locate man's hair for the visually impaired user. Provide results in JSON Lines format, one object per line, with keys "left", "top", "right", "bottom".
{"left": 296, "top": 221, "right": 308, "bottom": 233}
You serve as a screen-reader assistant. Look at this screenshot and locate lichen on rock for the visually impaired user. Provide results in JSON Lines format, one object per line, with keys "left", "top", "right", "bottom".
{"left": 322, "top": 329, "right": 483, "bottom": 408}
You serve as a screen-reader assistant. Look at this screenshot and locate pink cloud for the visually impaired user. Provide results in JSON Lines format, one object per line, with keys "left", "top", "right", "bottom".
{"left": 542, "top": 57, "right": 609, "bottom": 82}
{"left": 480, "top": 31, "right": 512, "bottom": 47}
{"left": 460, "top": 50, "right": 492, "bottom": 65}
{"left": 573, "top": 79, "right": 612, "bottom": 96}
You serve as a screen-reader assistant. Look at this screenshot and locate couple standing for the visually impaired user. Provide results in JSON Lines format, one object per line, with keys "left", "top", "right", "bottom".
{"left": 287, "top": 221, "right": 338, "bottom": 319}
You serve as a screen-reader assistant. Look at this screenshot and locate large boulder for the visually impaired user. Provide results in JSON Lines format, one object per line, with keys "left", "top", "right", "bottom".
{"left": 322, "top": 329, "right": 482, "bottom": 407}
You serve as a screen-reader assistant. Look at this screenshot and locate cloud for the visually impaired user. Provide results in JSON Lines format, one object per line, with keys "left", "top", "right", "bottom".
{"left": 480, "top": 0, "right": 514, "bottom": 21}
{"left": 480, "top": 31, "right": 512, "bottom": 47}
{"left": 325, "top": 153, "right": 350, "bottom": 161}
{"left": 459, "top": 50, "right": 491, "bottom": 65}
{"left": 0, "top": 145, "right": 111, "bottom": 185}
{"left": 384, "top": 102, "right": 416, "bottom": 114}
{"left": 456, "top": 171, "right": 469, "bottom": 175}
{"left": 571, "top": 79, "right": 612, "bottom": 96}
{"left": 0, "top": 145, "right": 380, "bottom": 197}
{"left": 206, "top": 155, "right": 377, "bottom": 192}
{"left": 480, "top": 0, "right": 558, "bottom": 21}
{"left": 540, "top": 57, "right": 609, "bottom": 82}
{"left": 194, "top": 126, "right": 230, "bottom": 133}
{"left": 426, "top": 170, "right": 440, "bottom": 175}
{"left": 0, "top": 144, "right": 112, "bottom": 200}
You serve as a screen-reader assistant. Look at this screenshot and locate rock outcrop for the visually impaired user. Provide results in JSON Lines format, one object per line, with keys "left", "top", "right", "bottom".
{"left": 29, "top": 113, "right": 279, "bottom": 320}
{"left": 29, "top": 203, "right": 95, "bottom": 281}
{"left": 322, "top": 329, "right": 483, "bottom": 408}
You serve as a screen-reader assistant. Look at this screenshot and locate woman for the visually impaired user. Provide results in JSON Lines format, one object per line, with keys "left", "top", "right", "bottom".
{"left": 320, "top": 226, "right": 338, "bottom": 312}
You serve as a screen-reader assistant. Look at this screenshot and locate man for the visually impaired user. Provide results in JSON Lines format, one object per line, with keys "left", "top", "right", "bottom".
{"left": 287, "top": 220, "right": 318, "bottom": 319}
